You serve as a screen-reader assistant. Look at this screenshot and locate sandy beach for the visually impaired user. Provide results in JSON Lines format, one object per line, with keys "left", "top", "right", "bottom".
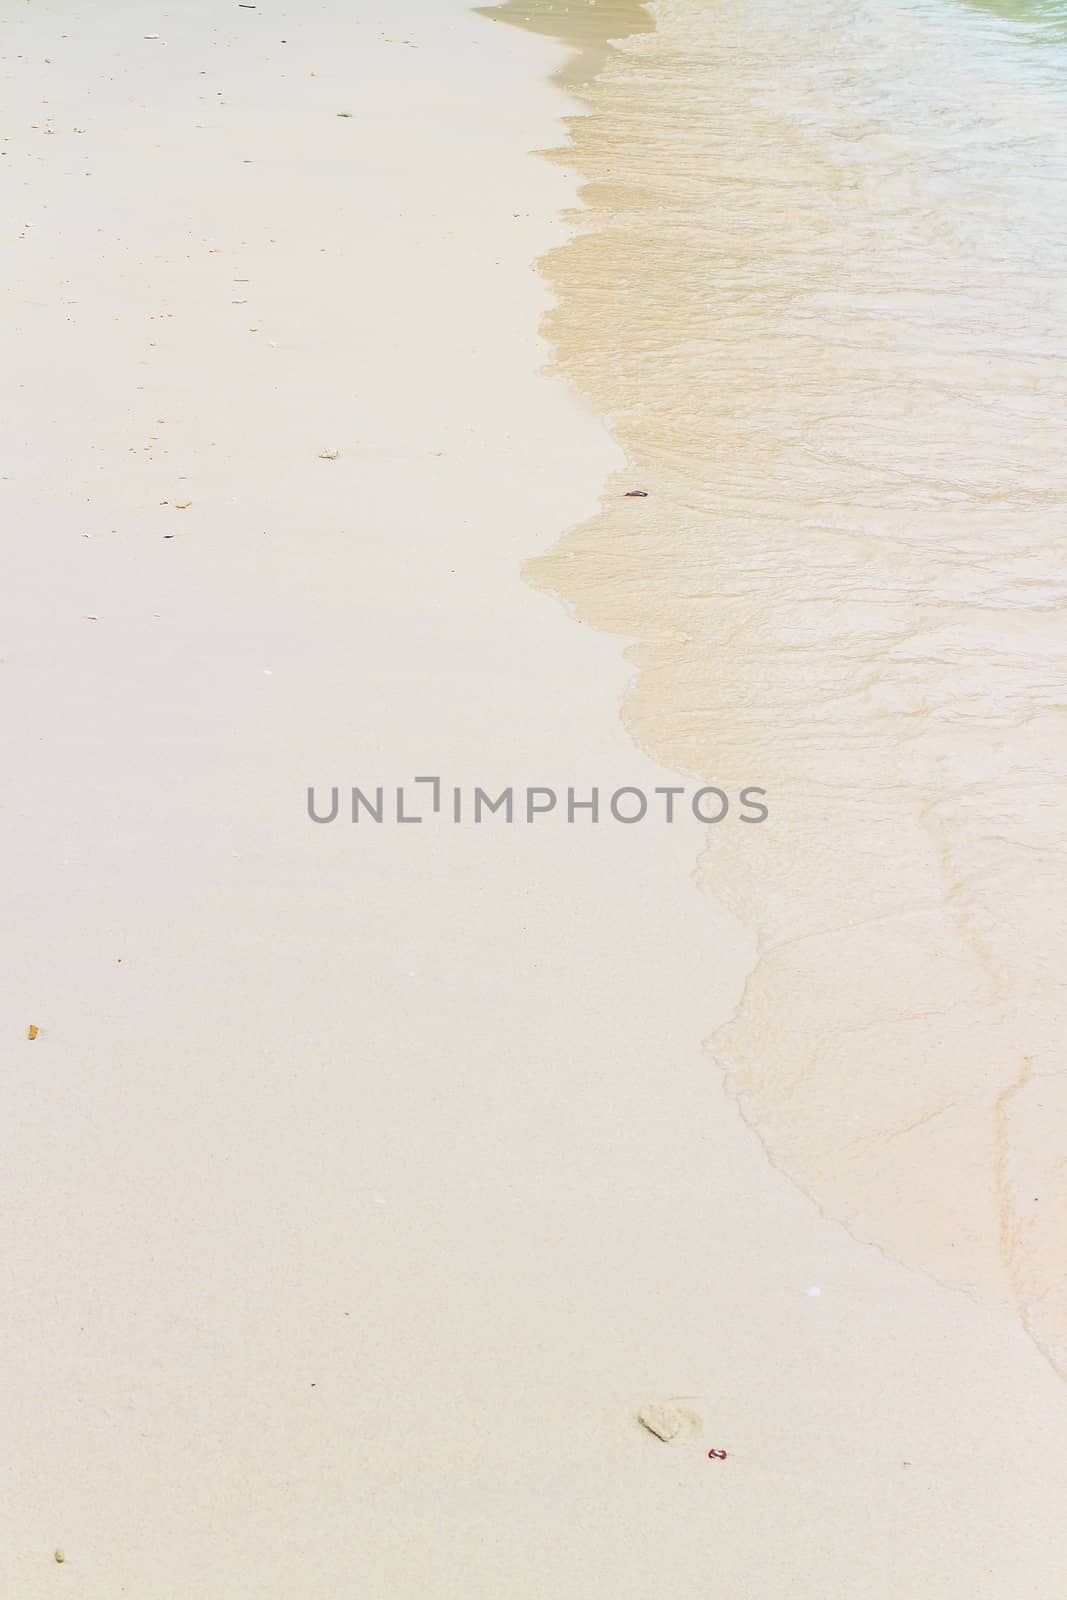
{"left": 4, "top": 0, "right": 1067, "bottom": 1594}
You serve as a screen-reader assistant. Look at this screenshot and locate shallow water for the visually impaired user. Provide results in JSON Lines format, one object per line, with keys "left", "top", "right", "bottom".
{"left": 489, "top": 0, "right": 1067, "bottom": 1371}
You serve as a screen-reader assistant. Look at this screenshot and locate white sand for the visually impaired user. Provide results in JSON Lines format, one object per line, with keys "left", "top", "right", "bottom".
{"left": 4, "top": 2, "right": 1067, "bottom": 1595}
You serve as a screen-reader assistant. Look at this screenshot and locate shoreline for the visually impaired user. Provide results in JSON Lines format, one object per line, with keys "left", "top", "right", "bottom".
{"left": 478, "top": 0, "right": 655, "bottom": 87}
{"left": 484, "top": 0, "right": 1067, "bottom": 1591}
{"left": 4, "top": 1, "right": 1067, "bottom": 1594}
{"left": 510, "top": 0, "right": 1067, "bottom": 1377}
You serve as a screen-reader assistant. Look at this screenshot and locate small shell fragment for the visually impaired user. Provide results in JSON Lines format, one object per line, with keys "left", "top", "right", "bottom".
{"left": 27, "top": 1025, "right": 39, "bottom": 1040}
{"left": 174, "top": 500, "right": 192, "bottom": 510}
{"left": 318, "top": 448, "right": 339, "bottom": 460}
{"left": 637, "top": 1402, "right": 702, "bottom": 1444}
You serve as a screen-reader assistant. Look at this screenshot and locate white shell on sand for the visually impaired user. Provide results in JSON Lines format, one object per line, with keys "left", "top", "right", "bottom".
{"left": 637, "top": 1402, "right": 702, "bottom": 1444}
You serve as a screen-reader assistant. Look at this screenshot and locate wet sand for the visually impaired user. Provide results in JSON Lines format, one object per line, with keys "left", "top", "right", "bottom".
{"left": 503, "top": 0, "right": 1067, "bottom": 1369}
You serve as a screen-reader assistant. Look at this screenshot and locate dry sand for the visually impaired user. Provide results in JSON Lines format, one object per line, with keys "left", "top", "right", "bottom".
{"left": 3, "top": 1, "right": 1067, "bottom": 1595}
